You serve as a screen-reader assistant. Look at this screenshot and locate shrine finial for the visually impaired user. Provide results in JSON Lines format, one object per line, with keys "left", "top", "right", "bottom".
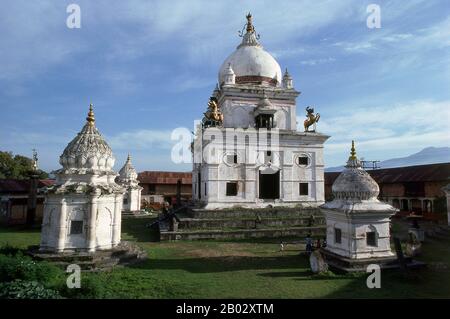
{"left": 349, "top": 140, "right": 357, "bottom": 160}
{"left": 238, "top": 12, "right": 260, "bottom": 46}
{"left": 246, "top": 12, "right": 254, "bottom": 33}
{"left": 86, "top": 103, "right": 95, "bottom": 126}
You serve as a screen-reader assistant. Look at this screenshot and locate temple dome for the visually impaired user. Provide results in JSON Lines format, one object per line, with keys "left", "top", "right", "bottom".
{"left": 218, "top": 13, "right": 282, "bottom": 87}
{"left": 59, "top": 104, "right": 115, "bottom": 171}
{"left": 117, "top": 154, "right": 138, "bottom": 184}
{"left": 331, "top": 141, "right": 379, "bottom": 201}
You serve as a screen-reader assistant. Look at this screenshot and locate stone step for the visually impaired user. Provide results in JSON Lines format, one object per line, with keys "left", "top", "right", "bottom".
{"left": 160, "top": 225, "right": 326, "bottom": 241}
{"left": 187, "top": 207, "right": 322, "bottom": 219}
{"left": 178, "top": 216, "right": 325, "bottom": 230}
{"left": 28, "top": 242, "right": 147, "bottom": 271}
{"left": 122, "top": 212, "right": 154, "bottom": 219}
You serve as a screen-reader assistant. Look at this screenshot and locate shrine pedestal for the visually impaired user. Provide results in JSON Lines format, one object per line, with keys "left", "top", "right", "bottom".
{"left": 320, "top": 248, "right": 425, "bottom": 273}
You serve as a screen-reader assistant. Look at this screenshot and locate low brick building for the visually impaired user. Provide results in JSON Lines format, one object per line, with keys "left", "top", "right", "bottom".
{"left": 137, "top": 171, "right": 192, "bottom": 205}
{"left": 0, "top": 179, "right": 55, "bottom": 225}
{"left": 325, "top": 163, "right": 450, "bottom": 216}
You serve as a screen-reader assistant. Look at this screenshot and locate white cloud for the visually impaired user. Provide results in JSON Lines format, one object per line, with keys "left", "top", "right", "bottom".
{"left": 0, "top": 0, "right": 362, "bottom": 84}
{"left": 333, "top": 41, "right": 373, "bottom": 53}
{"left": 300, "top": 57, "right": 336, "bottom": 66}
{"left": 107, "top": 129, "right": 175, "bottom": 151}
{"left": 300, "top": 99, "right": 450, "bottom": 166}
{"left": 381, "top": 33, "right": 413, "bottom": 42}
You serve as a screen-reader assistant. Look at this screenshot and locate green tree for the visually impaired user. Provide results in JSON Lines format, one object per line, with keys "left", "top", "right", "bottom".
{"left": 0, "top": 151, "right": 49, "bottom": 180}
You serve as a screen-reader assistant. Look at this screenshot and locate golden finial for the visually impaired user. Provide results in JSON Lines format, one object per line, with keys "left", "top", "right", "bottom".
{"left": 349, "top": 140, "right": 357, "bottom": 160}
{"left": 86, "top": 103, "right": 95, "bottom": 126}
{"left": 246, "top": 12, "right": 254, "bottom": 33}
{"left": 127, "top": 153, "right": 131, "bottom": 162}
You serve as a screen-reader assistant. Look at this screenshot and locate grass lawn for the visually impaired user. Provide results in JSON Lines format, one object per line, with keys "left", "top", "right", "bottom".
{"left": 1, "top": 218, "right": 449, "bottom": 298}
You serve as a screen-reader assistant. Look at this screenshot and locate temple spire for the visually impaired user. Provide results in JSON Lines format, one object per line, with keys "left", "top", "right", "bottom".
{"left": 238, "top": 12, "right": 261, "bottom": 48}
{"left": 349, "top": 140, "right": 357, "bottom": 160}
{"left": 86, "top": 103, "right": 95, "bottom": 126}
{"left": 345, "top": 140, "right": 361, "bottom": 169}
{"left": 246, "top": 12, "right": 254, "bottom": 33}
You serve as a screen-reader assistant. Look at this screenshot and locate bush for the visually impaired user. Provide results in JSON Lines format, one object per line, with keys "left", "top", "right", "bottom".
{"left": 0, "top": 254, "right": 62, "bottom": 284}
{"left": 0, "top": 280, "right": 61, "bottom": 299}
{"left": 58, "top": 275, "right": 107, "bottom": 299}
{"left": 0, "top": 244, "right": 22, "bottom": 256}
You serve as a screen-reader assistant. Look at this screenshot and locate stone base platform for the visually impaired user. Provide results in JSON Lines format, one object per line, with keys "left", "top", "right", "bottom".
{"left": 320, "top": 248, "right": 426, "bottom": 273}
{"left": 159, "top": 206, "right": 326, "bottom": 241}
{"left": 161, "top": 225, "right": 326, "bottom": 241}
{"left": 122, "top": 210, "right": 154, "bottom": 219}
{"left": 27, "top": 241, "right": 147, "bottom": 271}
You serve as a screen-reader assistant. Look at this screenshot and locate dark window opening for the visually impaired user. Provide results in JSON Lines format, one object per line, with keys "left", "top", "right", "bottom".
{"left": 366, "top": 231, "right": 377, "bottom": 247}
{"left": 123, "top": 197, "right": 128, "bottom": 205}
{"left": 70, "top": 221, "right": 83, "bottom": 235}
{"left": 404, "top": 182, "right": 425, "bottom": 197}
{"left": 255, "top": 114, "right": 274, "bottom": 129}
{"left": 226, "top": 182, "right": 238, "bottom": 196}
{"left": 401, "top": 199, "right": 409, "bottom": 211}
{"left": 148, "top": 184, "right": 156, "bottom": 194}
{"left": 298, "top": 156, "right": 309, "bottom": 166}
{"left": 334, "top": 228, "right": 342, "bottom": 244}
{"left": 299, "top": 183, "right": 309, "bottom": 196}
{"left": 227, "top": 154, "right": 238, "bottom": 164}
{"left": 204, "top": 183, "right": 207, "bottom": 196}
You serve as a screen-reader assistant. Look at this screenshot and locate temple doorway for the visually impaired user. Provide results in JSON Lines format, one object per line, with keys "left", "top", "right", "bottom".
{"left": 259, "top": 170, "right": 280, "bottom": 199}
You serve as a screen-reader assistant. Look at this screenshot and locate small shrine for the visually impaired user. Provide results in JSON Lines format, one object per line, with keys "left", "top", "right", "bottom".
{"left": 117, "top": 154, "right": 143, "bottom": 213}
{"left": 320, "top": 141, "right": 398, "bottom": 271}
{"left": 39, "top": 104, "right": 125, "bottom": 253}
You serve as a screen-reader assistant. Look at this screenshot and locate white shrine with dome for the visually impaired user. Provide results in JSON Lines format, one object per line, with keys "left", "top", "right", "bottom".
{"left": 40, "top": 105, "right": 125, "bottom": 253}
{"left": 192, "top": 14, "right": 329, "bottom": 209}
{"left": 117, "top": 154, "right": 142, "bottom": 213}
{"left": 321, "top": 142, "right": 397, "bottom": 261}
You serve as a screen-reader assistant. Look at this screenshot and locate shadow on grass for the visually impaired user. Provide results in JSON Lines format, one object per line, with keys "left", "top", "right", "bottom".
{"left": 0, "top": 225, "right": 41, "bottom": 234}
{"left": 130, "top": 254, "right": 311, "bottom": 273}
{"left": 258, "top": 270, "right": 311, "bottom": 277}
{"left": 121, "top": 217, "right": 159, "bottom": 243}
{"left": 207, "top": 236, "right": 322, "bottom": 245}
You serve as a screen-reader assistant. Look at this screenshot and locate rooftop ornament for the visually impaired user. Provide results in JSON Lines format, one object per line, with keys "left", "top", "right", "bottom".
{"left": 238, "top": 12, "right": 261, "bottom": 47}
{"left": 304, "top": 106, "right": 320, "bottom": 132}
{"left": 202, "top": 97, "right": 224, "bottom": 128}
{"left": 86, "top": 103, "right": 95, "bottom": 126}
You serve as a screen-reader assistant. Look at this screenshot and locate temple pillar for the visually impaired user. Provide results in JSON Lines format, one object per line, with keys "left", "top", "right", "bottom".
{"left": 87, "top": 194, "right": 98, "bottom": 252}
{"left": 112, "top": 194, "right": 122, "bottom": 247}
{"left": 56, "top": 199, "right": 67, "bottom": 253}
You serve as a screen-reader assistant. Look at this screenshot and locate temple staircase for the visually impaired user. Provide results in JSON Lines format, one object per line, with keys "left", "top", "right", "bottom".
{"left": 158, "top": 205, "right": 326, "bottom": 241}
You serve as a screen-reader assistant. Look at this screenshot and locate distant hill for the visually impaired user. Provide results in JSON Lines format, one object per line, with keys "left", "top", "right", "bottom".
{"left": 326, "top": 146, "right": 450, "bottom": 172}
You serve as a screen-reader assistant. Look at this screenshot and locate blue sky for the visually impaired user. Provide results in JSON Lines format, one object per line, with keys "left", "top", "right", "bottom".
{"left": 0, "top": 0, "right": 449, "bottom": 173}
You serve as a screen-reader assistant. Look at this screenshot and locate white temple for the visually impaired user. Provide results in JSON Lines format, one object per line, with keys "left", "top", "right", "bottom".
{"left": 192, "top": 13, "right": 329, "bottom": 209}
{"left": 117, "top": 154, "right": 142, "bottom": 213}
{"left": 320, "top": 141, "right": 397, "bottom": 260}
{"left": 40, "top": 105, "right": 125, "bottom": 253}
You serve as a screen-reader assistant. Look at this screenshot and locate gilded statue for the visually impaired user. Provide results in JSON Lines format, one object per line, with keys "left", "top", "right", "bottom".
{"left": 203, "top": 97, "right": 223, "bottom": 126}
{"left": 304, "top": 106, "right": 320, "bottom": 132}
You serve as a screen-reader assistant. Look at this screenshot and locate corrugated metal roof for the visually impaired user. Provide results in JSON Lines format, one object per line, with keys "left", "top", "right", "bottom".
{"left": 138, "top": 171, "right": 192, "bottom": 184}
{"left": 325, "top": 162, "right": 450, "bottom": 185}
